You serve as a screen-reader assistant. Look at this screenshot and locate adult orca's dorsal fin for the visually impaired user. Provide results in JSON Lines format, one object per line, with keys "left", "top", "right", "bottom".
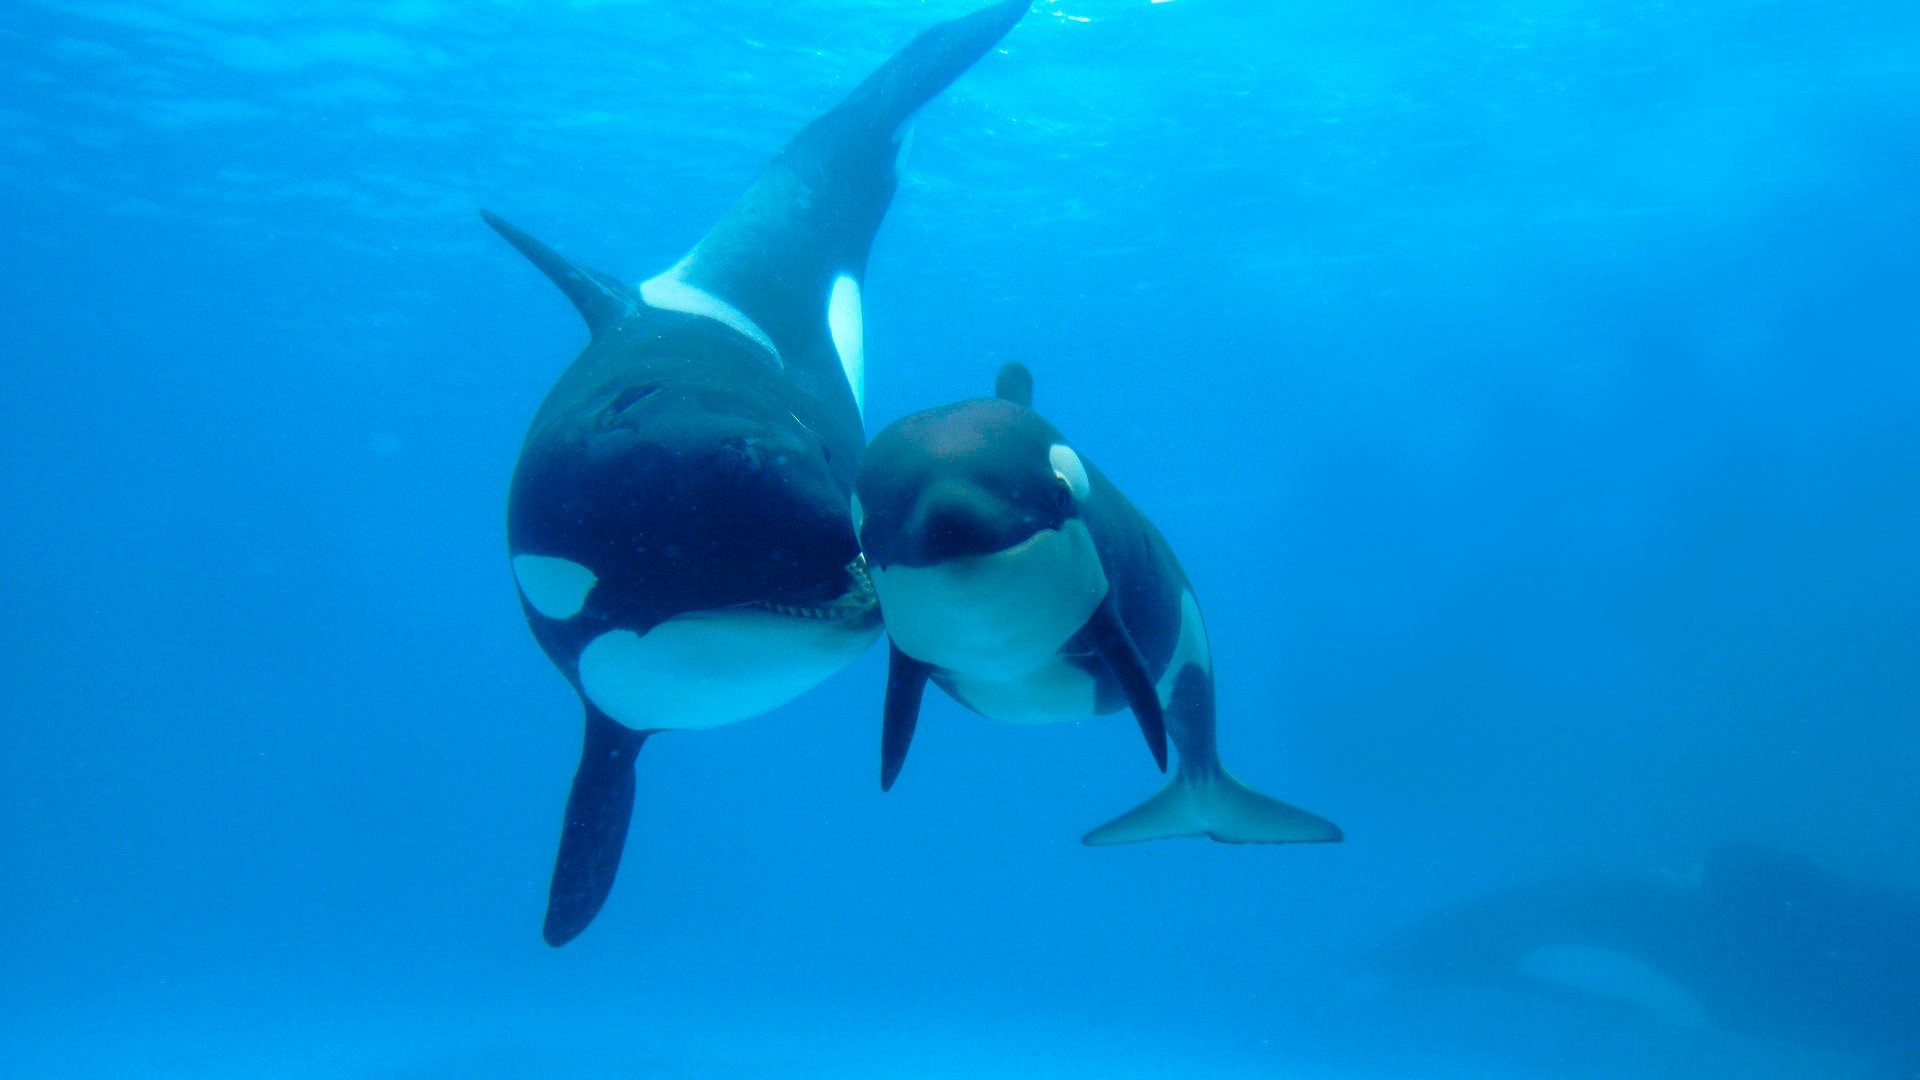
{"left": 994, "top": 361, "right": 1034, "bottom": 407}
{"left": 481, "top": 209, "right": 640, "bottom": 338}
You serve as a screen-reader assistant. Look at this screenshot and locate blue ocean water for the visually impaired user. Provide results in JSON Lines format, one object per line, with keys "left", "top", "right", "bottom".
{"left": 3, "top": 0, "right": 1917, "bottom": 1076}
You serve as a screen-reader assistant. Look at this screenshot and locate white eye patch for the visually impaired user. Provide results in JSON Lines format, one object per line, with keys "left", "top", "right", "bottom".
{"left": 1049, "top": 443, "right": 1090, "bottom": 501}
{"left": 512, "top": 554, "right": 597, "bottom": 620}
{"left": 850, "top": 493, "right": 866, "bottom": 536}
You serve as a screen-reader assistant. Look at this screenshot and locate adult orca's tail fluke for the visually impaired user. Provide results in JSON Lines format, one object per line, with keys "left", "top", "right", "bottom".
{"left": 669, "top": 0, "right": 1029, "bottom": 387}
{"left": 543, "top": 707, "right": 650, "bottom": 947}
{"left": 1082, "top": 765, "right": 1345, "bottom": 846}
{"left": 830, "top": 0, "right": 1031, "bottom": 137}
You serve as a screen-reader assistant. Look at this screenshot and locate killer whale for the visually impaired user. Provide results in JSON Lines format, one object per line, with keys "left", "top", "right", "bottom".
{"left": 852, "top": 363, "right": 1343, "bottom": 846}
{"left": 488, "top": 0, "right": 1030, "bottom": 946}
{"left": 1358, "top": 844, "right": 1920, "bottom": 1070}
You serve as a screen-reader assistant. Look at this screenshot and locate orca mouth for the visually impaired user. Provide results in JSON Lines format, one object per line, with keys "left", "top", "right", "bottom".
{"left": 746, "top": 554, "right": 879, "bottom": 627}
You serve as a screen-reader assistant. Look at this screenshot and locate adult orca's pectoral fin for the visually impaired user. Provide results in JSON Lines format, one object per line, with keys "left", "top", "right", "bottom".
{"left": 543, "top": 704, "right": 650, "bottom": 947}
{"left": 1084, "top": 593, "right": 1169, "bottom": 773}
{"left": 880, "top": 641, "right": 934, "bottom": 792}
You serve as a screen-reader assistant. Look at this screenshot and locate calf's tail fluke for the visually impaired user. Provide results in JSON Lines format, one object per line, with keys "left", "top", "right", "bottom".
{"left": 1083, "top": 766, "right": 1343, "bottom": 846}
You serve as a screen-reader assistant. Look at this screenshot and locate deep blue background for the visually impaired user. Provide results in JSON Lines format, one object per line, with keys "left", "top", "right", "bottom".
{"left": 3, "top": 1, "right": 1916, "bottom": 1076}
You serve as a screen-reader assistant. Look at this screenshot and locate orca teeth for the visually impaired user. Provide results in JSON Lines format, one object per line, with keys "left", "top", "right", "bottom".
{"left": 750, "top": 555, "right": 878, "bottom": 625}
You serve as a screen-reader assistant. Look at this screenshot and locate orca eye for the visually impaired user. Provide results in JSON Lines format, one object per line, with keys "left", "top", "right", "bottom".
{"left": 1051, "top": 480, "right": 1074, "bottom": 512}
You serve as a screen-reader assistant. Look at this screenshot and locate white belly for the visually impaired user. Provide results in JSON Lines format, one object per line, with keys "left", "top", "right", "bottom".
{"left": 943, "top": 653, "right": 1100, "bottom": 725}
{"left": 577, "top": 608, "right": 879, "bottom": 730}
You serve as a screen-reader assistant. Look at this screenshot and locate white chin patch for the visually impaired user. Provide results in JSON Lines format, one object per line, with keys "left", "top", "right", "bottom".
{"left": 827, "top": 273, "right": 864, "bottom": 413}
{"left": 872, "top": 519, "right": 1107, "bottom": 680}
{"left": 512, "top": 554, "right": 597, "bottom": 620}
{"left": 1518, "top": 945, "right": 1711, "bottom": 1030}
{"left": 577, "top": 609, "right": 879, "bottom": 730}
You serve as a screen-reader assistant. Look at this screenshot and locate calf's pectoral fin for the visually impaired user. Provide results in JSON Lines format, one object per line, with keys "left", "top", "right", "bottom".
{"left": 880, "top": 641, "right": 933, "bottom": 792}
{"left": 543, "top": 704, "right": 651, "bottom": 947}
{"left": 1083, "top": 593, "right": 1168, "bottom": 772}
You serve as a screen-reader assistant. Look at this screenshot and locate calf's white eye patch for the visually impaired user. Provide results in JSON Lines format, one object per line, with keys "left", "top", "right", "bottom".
{"left": 1049, "top": 443, "right": 1090, "bottom": 500}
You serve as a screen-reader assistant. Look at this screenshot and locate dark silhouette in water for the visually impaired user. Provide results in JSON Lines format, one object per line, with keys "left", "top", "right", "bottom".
{"left": 1363, "top": 843, "right": 1919, "bottom": 1071}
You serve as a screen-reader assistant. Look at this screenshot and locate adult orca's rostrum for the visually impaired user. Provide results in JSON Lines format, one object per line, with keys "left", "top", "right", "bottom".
{"left": 487, "top": 0, "right": 1030, "bottom": 946}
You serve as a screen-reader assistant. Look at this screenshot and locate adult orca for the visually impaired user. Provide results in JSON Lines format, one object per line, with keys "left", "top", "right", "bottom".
{"left": 1358, "top": 844, "right": 1920, "bottom": 1071}
{"left": 488, "top": 0, "right": 1031, "bottom": 947}
{"left": 852, "top": 363, "right": 1343, "bottom": 846}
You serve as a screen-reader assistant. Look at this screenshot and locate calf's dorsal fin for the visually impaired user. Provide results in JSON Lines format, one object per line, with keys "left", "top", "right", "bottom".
{"left": 994, "top": 361, "right": 1034, "bottom": 407}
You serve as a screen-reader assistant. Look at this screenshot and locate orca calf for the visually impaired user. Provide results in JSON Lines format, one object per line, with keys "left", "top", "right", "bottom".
{"left": 488, "top": 0, "right": 1031, "bottom": 946}
{"left": 853, "top": 363, "right": 1343, "bottom": 846}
